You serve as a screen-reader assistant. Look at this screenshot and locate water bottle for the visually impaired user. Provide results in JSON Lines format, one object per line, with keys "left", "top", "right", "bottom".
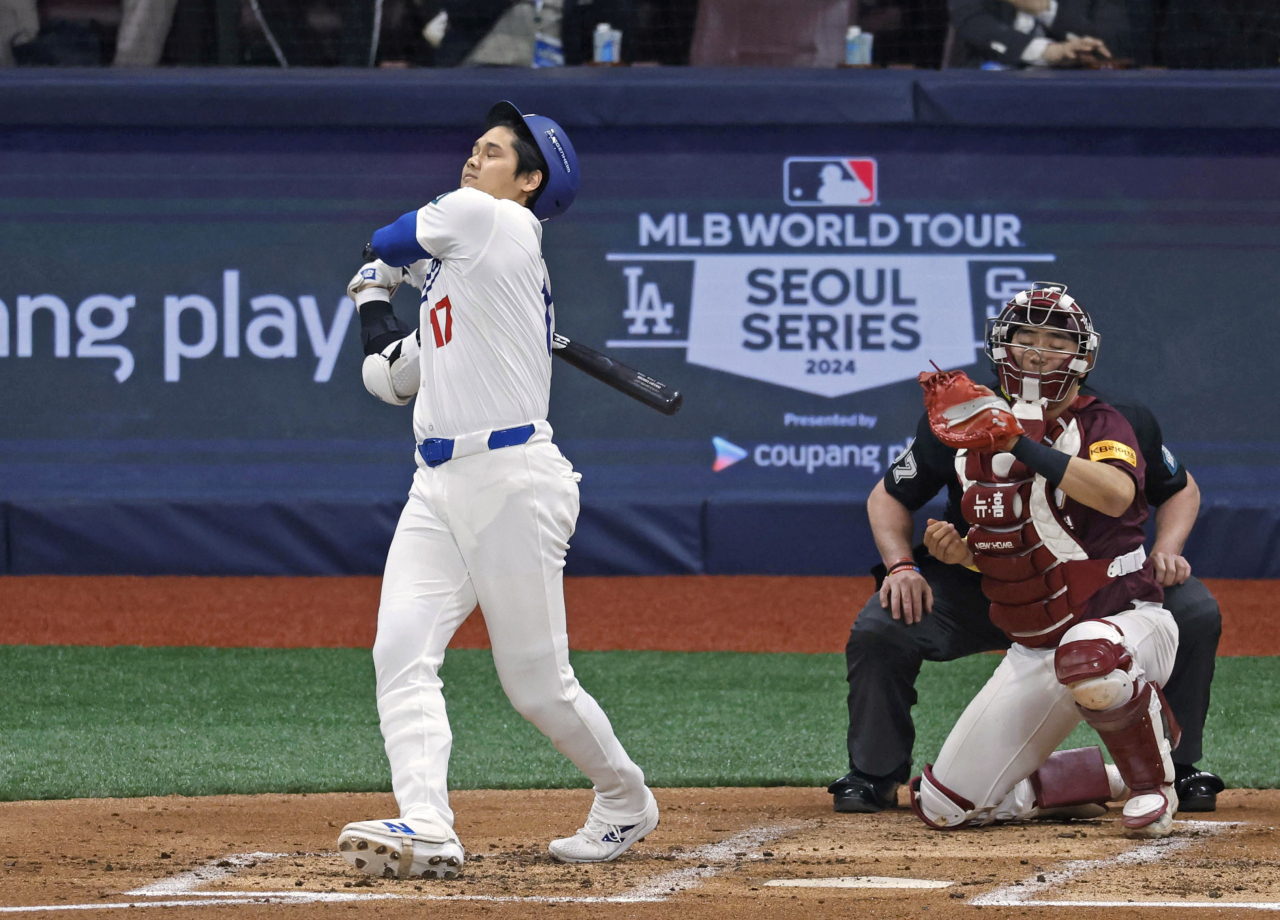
{"left": 593, "top": 22, "right": 622, "bottom": 64}
{"left": 845, "top": 26, "right": 874, "bottom": 66}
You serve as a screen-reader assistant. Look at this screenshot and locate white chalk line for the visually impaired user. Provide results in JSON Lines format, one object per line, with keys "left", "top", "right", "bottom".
{"left": 608, "top": 823, "right": 799, "bottom": 902}
{"left": 1003, "top": 901, "right": 1280, "bottom": 911}
{"left": 0, "top": 823, "right": 801, "bottom": 912}
{"left": 0, "top": 894, "right": 408, "bottom": 913}
{"left": 766, "top": 876, "right": 954, "bottom": 889}
{"left": 126, "top": 851, "right": 289, "bottom": 896}
{"left": 969, "top": 819, "right": 1280, "bottom": 909}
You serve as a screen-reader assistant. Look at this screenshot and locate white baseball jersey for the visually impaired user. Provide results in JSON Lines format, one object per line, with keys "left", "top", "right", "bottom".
{"left": 361, "top": 182, "right": 654, "bottom": 846}
{"left": 402, "top": 186, "right": 554, "bottom": 441}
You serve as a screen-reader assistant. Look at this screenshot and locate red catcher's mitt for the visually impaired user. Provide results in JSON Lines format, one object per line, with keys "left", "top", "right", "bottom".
{"left": 919, "top": 367, "right": 1024, "bottom": 451}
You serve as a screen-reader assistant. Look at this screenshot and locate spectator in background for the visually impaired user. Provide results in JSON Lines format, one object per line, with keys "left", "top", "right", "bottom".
{"left": 1161, "top": 0, "right": 1280, "bottom": 68}
{"left": 3, "top": 0, "right": 181, "bottom": 65}
{"left": 115, "top": 0, "right": 179, "bottom": 64}
{"left": 690, "top": 0, "right": 849, "bottom": 66}
{"left": 857, "top": 0, "right": 949, "bottom": 68}
{"left": 948, "top": 0, "right": 1112, "bottom": 67}
{"left": 425, "top": 0, "right": 694, "bottom": 67}
{"left": 430, "top": 0, "right": 525, "bottom": 66}
{"left": 1, "top": 0, "right": 38, "bottom": 65}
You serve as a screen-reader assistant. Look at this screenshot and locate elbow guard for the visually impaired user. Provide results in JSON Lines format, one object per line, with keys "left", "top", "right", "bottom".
{"left": 362, "top": 330, "right": 421, "bottom": 406}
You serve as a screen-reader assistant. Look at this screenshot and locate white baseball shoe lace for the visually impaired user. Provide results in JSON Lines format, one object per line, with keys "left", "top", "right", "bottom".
{"left": 548, "top": 793, "right": 659, "bottom": 863}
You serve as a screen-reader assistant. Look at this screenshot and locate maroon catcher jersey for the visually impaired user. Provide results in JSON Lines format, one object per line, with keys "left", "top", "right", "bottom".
{"left": 1056, "top": 396, "right": 1164, "bottom": 619}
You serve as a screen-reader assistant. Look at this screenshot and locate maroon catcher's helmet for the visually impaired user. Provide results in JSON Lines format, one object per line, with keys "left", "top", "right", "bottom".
{"left": 985, "top": 282, "right": 1099, "bottom": 403}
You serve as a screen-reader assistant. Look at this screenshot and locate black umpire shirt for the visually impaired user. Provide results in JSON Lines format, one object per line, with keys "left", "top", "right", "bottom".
{"left": 884, "top": 385, "right": 1190, "bottom": 541}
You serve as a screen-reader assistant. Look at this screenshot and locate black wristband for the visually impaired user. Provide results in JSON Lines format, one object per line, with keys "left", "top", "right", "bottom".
{"left": 359, "top": 300, "right": 411, "bottom": 356}
{"left": 1010, "top": 436, "right": 1072, "bottom": 487}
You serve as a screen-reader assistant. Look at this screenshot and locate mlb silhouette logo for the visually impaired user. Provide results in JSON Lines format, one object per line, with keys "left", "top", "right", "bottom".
{"left": 783, "top": 157, "right": 878, "bottom": 207}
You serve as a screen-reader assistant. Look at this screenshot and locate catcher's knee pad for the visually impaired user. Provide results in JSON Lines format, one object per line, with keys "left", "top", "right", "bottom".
{"left": 909, "top": 765, "right": 976, "bottom": 830}
{"left": 1055, "top": 620, "right": 1135, "bottom": 711}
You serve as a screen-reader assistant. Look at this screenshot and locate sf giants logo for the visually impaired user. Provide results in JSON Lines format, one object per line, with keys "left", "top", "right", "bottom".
{"left": 783, "top": 157, "right": 878, "bottom": 207}
{"left": 429, "top": 296, "right": 453, "bottom": 347}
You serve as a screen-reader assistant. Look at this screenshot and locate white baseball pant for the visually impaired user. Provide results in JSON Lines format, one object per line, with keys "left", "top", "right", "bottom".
{"left": 372, "top": 429, "right": 650, "bottom": 829}
{"left": 928, "top": 602, "right": 1178, "bottom": 824}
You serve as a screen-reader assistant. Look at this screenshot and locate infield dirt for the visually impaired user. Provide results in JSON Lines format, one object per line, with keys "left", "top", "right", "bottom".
{"left": 2, "top": 788, "right": 1279, "bottom": 919}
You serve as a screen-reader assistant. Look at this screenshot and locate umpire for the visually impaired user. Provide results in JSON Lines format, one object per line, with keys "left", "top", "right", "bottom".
{"left": 830, "top": 386, "right": 1226, "bottom": 813}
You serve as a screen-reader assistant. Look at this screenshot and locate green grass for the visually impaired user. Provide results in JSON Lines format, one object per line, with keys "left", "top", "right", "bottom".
{"left": 0, "top": 646, "right": 1273, "bottom": 800}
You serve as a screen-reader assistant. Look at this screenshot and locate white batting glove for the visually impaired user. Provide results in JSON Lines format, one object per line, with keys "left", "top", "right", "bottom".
{"left": 347, "top": 260, "right": 404, "bottom": 309}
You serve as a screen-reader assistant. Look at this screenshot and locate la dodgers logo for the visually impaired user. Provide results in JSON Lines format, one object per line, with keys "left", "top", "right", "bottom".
{"left": 784, "top": 157, "right": 878, "bottom": 207}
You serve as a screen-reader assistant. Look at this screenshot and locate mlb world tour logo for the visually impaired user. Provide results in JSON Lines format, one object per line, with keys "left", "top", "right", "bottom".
{"left": 605, "top": 156, "right": 1051, "bottom": 398}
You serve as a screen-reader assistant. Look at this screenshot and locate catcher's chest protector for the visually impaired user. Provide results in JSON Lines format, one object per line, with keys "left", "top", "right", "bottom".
{"left": 958, "top": 406, "right": 1117, "bottom": 648}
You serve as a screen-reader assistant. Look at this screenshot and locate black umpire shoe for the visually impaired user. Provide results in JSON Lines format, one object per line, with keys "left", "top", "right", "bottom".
{"left": 1175, "top": 764, "right": 1226, "bottom": 812}
{"left": 828, "top": 772, "right": 901, "bottom": 813}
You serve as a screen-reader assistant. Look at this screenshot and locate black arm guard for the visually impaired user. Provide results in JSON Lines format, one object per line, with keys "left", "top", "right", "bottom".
{"left": 1011, "top": 435, "right": 1072, "bottom": 488}
{"left": 359, "top": 301, "right": 411, "bottom": 356}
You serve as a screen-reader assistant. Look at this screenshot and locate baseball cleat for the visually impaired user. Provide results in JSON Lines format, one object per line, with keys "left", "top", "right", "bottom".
{"left": 548, "top": 791, "right": 659, "bottom": 863}
{"left": 338, "top": 818, "right": 464, "bottom": 879}
{"left": 1121, "top": 785, "right": 1178, "bottom": 839}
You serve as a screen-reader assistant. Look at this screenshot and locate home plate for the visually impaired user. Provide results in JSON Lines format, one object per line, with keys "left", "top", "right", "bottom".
{"left": 765, "top": 877, "right": 954, "bottom": 889}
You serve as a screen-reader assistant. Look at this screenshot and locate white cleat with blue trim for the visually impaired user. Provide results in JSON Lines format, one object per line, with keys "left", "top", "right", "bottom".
{"left": 548, "top": 791, "right": 660, "bottom": 863}
{"left": 337, "top": 817, "right": 465, "bottom": 879}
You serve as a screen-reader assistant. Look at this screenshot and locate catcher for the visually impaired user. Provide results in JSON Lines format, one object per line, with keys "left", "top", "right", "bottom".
{"left": 907, "top": 282, "right": 1182, "bottom": 837}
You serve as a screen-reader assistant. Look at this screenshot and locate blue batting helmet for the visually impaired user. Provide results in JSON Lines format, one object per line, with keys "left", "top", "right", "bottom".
{"left": 486, "top": 100, "right": 579, "bottom": 221}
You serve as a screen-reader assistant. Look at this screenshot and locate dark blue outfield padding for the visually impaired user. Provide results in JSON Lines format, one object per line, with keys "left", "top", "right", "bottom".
{"left": 371, "top": 210, "right": 429, "bottom": 268}
{"left": 3, "top": 496, "right": 1275, "bottom": 577}
{"left": 2, "top": 501, "right": 404, "bottom": 576}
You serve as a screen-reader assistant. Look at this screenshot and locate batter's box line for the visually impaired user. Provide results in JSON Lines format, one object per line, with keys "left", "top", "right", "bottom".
{"left": 126, "top": 851, "right": 296, "bottom": 897}
{"left": 0, "top": 893, "right": 411, "bottom": 913}
{"left": 970, "top": 820, "right": 1271, "bottom": 910}
{"left": 57, "top": 822, "right": 801, "bottom": 909}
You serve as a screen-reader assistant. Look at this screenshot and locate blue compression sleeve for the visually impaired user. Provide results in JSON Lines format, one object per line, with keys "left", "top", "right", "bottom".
{"left": 371, "top": 211, "right": 430, "bottom": 268}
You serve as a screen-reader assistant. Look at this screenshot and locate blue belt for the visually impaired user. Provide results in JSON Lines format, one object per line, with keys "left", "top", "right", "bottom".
{"left": 417, "top": 423, "right": 536, "bottom": 468}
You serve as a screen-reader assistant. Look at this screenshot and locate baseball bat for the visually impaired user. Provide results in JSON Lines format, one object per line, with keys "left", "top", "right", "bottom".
{"left": 361, "top": 243, "right": 683, "bottom": 416}
{"left": 550, "top": 333, "right": 683, "bottom": 416}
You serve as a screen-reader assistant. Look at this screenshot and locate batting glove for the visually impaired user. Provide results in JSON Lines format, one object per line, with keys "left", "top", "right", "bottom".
{"left": 347, "top": 260, "right": 405, "bottom": 309}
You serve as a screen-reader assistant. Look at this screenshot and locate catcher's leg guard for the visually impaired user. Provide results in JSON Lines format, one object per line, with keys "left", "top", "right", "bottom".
{"left": 989, "top": 748, "right": 1128, "bottom": 823}
{"left": 1056, "top": 623, "right": 1179, "bottom": 838}
{"left": 909, "top": 765, "right": 976, "bottom": 830}
{"left": 1030, "top": 746, "right": 1120, "bottom": 817}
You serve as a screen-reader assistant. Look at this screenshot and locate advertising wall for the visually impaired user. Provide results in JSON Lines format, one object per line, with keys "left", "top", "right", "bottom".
{"left": 2, "top": 72, "right": 1277, "bottom": 576}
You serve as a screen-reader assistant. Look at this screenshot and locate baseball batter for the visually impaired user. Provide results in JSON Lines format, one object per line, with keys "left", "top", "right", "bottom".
{"left": 909, "top": 283, "right": 1181, "bottom": 838}
{"left": 335, "top": 101, "right": 658, "bottom": 880}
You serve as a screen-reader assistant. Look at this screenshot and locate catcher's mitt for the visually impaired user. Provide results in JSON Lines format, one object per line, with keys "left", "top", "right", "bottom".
{"left": 919, "top": 366, "right": 1024, "bottom": 452}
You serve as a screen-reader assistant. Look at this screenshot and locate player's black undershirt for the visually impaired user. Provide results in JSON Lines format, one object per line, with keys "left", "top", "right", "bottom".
{"left": 883, "top": 383, "right": 1189, "bottom": 536}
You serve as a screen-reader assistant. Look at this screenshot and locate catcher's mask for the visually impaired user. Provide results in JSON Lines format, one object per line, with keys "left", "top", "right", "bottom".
{"left": 986, "top": 282, "right": 1099, "bottom": 403}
